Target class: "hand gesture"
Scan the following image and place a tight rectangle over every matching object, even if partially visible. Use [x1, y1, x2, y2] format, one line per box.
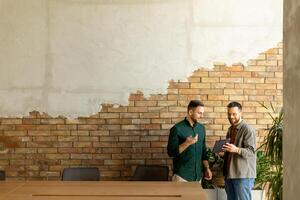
[186, 134, 198, 145]
[204, 168, 212, 180]
[222, 143, 239, 153]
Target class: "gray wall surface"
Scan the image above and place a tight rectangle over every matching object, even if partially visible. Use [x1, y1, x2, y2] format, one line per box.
[0, 0, 283, 117]
[284, 0, 300, 199]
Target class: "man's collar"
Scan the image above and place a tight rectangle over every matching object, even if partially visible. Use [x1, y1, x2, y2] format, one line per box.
[232, 119, 243, 129]
[185, 117, 196, 127]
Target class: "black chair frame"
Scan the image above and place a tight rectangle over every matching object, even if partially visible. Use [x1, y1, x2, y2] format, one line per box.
[61, 167, 100, 181]
[132, 165, 169, 181]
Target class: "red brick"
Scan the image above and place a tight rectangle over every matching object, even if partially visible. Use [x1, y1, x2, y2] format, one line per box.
[50, 130, 70, 136]
[85, 118, 106, 124]
[208, 95, 229, 101]
[192, 70, 209, 77]
[149, 130, 169, 136]
[167, 89, 178, 94]
[222, 65, 243, 71]
[36, 125, 56, 130]
[168, 81, 190, 89]
[120, 113, 139, 119]
[22, 119, 40, 125]
[224, 89, 243, 95]
[78, 125, 98, 130]
[90, 130, 109, 136]
[230, 72, 252, 77]
[104, 159, 124, 165]
[119, 136, 139, 142]
[1, 119, 22, 124]
[266, 48, 278, 54]
[131, 119, 150, 124]
[234, 83, 255, 89]
[107, 106, 128, 113]
[148, 107, 168, 112]
[66, 118, 86, 124]
[141, 124, 161, 130]
[99, 113, 120, 118]
[244, 66, 266, 72]
[38, 148, 57, 153]
[73, 142, 92, 148]
[71, 130, 89, 136]
[146, 160, 168, 165]
[41, 119, 65, 124]
[57, 125, 77, 130]
[106, 119, 130, 124]
[101, 171, 121, 177]
[28, 131, 51, 136]
[70, 154, 93, 160]
[190, 83, 211, 89]
[99, 125, 121, 130]
[99, 136, 118, 142]
[160, 113, 180, 118]
[209, 71, 230, 77]
[34, 136, 56, 142]
[128, 107, 148, 113]
[151, 141, 167, 148]
[201, 77, 219, 83]
[220, 77, 243, 83]
[188, 77, 201, 82]
[252, 72, 274, 78]
[148, 94, 167, 101]
[121, 125, 140, 130]
[135, 101, 157, 107]
[128, 92, 145, 101]
[4, 131, 27, 136]
[45, 154, 70, 160]
[0, 125, 14, 131]
[244, 90, 264, 95]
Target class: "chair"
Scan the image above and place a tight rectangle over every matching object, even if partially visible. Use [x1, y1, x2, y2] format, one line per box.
[0, 170, 5, 180]
[61, 167, 100, 181]
[132, 165, 169, 181]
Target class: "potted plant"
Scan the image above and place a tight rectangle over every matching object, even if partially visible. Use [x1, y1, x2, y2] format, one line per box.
[257, 104, 283, 200]
[202, 147, 225, 200]
[202, 147, 224, 188]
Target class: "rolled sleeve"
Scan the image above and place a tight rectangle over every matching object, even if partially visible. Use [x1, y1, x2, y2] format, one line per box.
[167, 126, 180, 157]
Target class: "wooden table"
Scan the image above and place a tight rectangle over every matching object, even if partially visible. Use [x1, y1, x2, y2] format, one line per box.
[0, 181, 207, 200]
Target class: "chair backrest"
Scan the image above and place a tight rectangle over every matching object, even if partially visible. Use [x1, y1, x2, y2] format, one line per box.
[61, 167, 100, 181]
[0, 170, 5, 180]
[132, 165, 169, 181]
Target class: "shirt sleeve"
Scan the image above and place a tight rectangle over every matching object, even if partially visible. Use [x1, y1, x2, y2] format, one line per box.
[201, 126, 208, 161]
[167, 126, 180, 157]
[240, 125, 256, 158]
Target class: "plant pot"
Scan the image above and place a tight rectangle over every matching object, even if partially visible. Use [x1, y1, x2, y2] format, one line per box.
[204, 189, 217, 200]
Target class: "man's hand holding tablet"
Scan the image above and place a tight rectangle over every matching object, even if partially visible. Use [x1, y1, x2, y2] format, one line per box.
[212, 138, 231, 153]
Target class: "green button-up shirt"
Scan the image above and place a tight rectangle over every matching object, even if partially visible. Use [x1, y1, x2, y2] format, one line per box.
[167, 118, 208, 181]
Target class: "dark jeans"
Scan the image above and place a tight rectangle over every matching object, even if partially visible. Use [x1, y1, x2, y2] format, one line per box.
[225, 178, 254, 200]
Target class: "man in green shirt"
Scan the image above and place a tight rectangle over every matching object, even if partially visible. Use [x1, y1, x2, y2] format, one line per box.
[167, 100, 212, 182]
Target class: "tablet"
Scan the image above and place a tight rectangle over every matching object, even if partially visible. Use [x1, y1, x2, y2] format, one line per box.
[212, 138, 230, 153]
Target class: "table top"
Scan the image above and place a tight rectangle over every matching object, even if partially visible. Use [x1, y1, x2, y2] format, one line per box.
[0, 181, 207, 200]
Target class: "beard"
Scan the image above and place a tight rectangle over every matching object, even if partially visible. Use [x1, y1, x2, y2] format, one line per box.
[229, 117, 240, 125]
[191, 117, 198, 124]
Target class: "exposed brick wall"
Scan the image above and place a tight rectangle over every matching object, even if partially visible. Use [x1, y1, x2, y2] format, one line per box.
[0, 43, 283, 180]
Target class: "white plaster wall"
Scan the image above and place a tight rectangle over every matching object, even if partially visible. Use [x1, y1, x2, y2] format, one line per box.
[0, 0, 283, 117]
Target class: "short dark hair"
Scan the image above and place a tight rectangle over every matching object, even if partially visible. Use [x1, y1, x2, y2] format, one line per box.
[227, 101, 242, 111]
[187, 100, 204, 111]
